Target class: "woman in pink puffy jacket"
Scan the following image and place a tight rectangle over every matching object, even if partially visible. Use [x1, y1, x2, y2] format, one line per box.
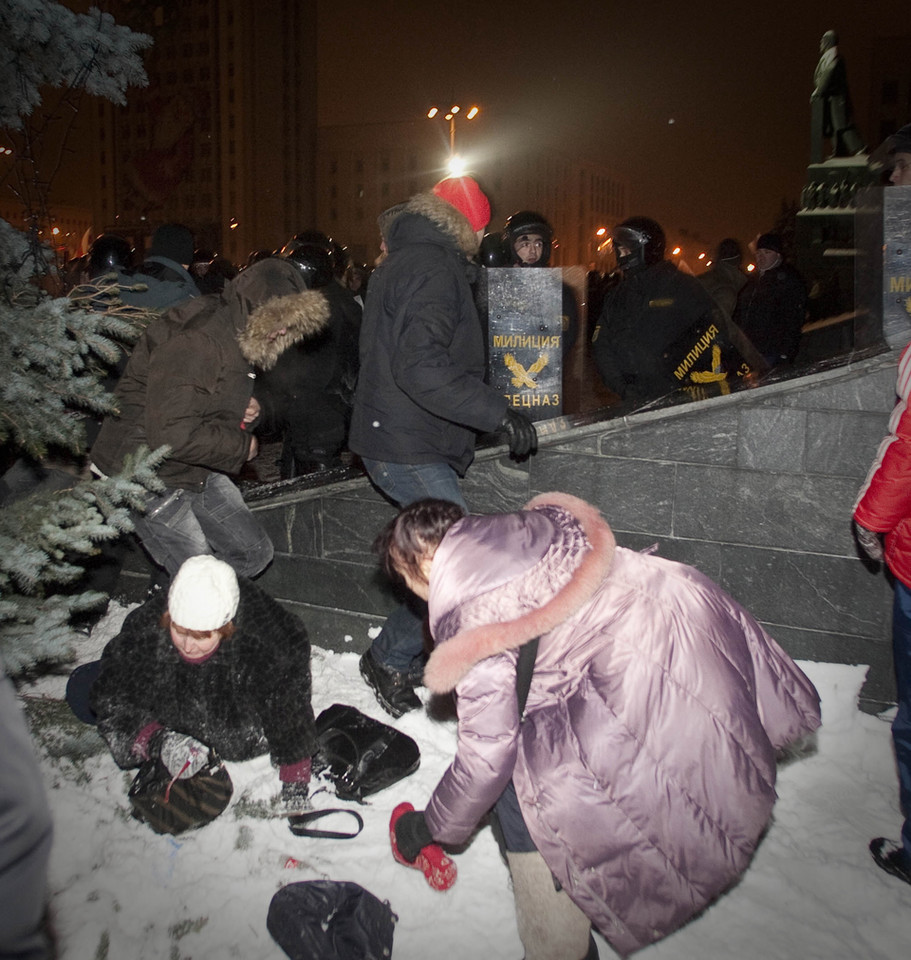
[382, 492, 821, 959]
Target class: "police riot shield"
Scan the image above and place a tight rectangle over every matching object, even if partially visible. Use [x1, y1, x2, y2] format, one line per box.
[487, 268, 563, 421]
[657, 309, 762, 402]
[856, 184, 911, 350]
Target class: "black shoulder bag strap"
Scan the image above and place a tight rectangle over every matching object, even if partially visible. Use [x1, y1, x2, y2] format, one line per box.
[516, 636, 540, 719]
[288, 808, 364, 839]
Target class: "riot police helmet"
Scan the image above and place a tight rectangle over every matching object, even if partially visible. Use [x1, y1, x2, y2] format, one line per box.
[89, 234, 133, 277]
[280, 238, 334, 289]
[504, 210, 553, 266]
[478, 232, 511, 267]
[611, 217, 666, 276]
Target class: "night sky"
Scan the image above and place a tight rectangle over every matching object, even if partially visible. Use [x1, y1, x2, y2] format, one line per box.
[318, 0, 899, 255]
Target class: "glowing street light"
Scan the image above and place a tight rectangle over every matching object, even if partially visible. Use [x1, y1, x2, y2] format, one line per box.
[428, 103, 480, 162]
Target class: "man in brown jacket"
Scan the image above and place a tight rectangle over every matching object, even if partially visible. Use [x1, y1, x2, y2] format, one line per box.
[91, 257, 328, 578]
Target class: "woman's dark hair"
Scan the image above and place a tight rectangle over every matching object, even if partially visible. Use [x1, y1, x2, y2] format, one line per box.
[373, 499, 466, 583]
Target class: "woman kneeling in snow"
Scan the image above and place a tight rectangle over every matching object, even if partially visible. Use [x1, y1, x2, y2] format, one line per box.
[383, 493, 822, 960]
[88, 555, 317, 819]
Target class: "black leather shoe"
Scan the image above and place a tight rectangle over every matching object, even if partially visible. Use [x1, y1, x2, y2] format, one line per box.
[870, 837, 911, 885]
[359, 649, 422, 718]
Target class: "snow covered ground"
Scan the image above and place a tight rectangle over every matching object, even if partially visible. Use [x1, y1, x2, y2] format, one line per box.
[19, 602, 910, 960]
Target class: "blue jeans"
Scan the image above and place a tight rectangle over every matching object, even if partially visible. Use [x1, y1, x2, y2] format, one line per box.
[361, 459, 468, 671]
[133, 472, 273, 579]
[892, 581, 911, 862]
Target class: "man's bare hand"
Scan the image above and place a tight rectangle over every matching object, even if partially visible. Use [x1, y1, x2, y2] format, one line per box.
[243, 397, 261, 424]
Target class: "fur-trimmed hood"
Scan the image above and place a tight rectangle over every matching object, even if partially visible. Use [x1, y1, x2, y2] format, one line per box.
[385, 192, 481, 259]
[238, 288, 330, 371]
[424, 493, 616, 694]
[230, 258, 330, 371]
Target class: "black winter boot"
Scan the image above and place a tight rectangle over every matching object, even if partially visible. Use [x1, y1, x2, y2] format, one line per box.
[870, 837, 911, 885]
[359, 649, 421, 718]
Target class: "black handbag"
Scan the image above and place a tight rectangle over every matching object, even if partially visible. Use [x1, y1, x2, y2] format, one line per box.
[267, 880, 396, 960]
[128, 750, 233, 835]
[312, 703, 420, 802]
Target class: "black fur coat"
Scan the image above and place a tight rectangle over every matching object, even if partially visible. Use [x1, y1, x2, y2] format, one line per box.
[91, 579, 317, 768]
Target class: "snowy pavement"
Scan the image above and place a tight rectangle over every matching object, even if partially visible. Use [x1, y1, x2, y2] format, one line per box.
[19, 602, 910, 960]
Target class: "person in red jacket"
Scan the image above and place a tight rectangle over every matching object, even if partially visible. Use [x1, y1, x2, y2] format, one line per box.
[853, 343, 911, 886]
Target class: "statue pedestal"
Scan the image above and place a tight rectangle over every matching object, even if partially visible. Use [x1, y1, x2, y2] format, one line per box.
[793, 157, 879, 359]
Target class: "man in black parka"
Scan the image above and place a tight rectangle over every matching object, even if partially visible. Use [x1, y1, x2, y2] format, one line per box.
[349, 176, 536, 717]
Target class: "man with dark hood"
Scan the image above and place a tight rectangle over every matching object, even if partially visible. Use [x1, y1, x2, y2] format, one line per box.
[257, 234, 362, 477]
[698, 238, 748, 320]
[119, 222, 202, 311]
[91, 258, 329, 579]
[733, 233, 807, 369]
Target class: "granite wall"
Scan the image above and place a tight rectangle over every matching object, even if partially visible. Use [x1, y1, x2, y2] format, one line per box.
[115, 349, 903, 713]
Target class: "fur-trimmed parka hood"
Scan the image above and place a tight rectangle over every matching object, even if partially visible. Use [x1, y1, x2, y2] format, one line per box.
[385, 192, 481, 260]
[231, 258, 330, 371]
[424, 493, 616, 693]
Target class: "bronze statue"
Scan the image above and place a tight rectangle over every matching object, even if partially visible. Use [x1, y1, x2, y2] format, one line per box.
[810, 30, 865, 162]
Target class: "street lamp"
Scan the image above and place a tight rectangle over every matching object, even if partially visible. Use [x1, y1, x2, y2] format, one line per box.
[591, 227, 610, 267]
[427, 104, 480, 169]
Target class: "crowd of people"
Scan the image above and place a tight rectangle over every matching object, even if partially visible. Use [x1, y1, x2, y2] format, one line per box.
[5, 122, 911, 960]
[52, 177, 816, 506]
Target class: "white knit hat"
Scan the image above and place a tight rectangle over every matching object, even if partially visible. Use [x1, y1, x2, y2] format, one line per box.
[168, 556, 240, 630]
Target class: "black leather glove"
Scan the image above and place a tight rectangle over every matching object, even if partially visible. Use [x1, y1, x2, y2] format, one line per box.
[854, 520, 884, 562]
[393, 809, 434, 863]
[499, 409, 538, 459]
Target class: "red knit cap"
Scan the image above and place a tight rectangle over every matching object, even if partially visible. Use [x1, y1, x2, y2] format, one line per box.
[432, 176, 491, 231]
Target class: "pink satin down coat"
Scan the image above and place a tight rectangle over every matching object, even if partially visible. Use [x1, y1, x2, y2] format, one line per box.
[422, 493, 821, 956]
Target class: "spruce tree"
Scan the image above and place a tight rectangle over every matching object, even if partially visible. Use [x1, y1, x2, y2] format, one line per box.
[0, 1, 163, 674]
